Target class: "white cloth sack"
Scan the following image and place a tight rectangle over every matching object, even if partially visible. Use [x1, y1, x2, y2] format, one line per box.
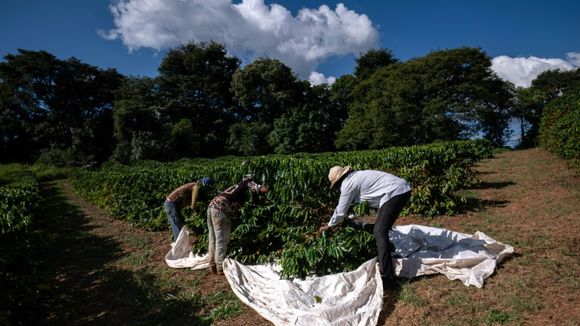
[165, 225, 514, 325]
[165, 227, 210, 269]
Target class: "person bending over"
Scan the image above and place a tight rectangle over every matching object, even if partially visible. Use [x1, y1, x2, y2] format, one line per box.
[320, 166, 411, 290]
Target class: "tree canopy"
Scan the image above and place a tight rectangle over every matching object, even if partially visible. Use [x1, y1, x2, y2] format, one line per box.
[0, 49, 123, 164]
[337, 47, 511, 149]
[354, 48, 398, 80]
[510, 67, 580, 148]
[1, 45, 568, 165]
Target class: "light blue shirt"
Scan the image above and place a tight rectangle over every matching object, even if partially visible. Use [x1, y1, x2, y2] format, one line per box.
[328, 170, 412, 227]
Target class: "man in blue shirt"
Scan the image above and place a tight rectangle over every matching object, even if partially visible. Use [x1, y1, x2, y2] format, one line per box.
[319, 166, 412, 290]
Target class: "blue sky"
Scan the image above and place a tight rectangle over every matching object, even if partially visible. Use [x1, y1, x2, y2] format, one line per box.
[1, 0, 579, 87]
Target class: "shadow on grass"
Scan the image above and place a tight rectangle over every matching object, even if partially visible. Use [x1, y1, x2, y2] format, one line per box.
[458, 197, 511, 213]
[472, 181, 516, 190]
[37, 181, 210, 326]
[377, 285, 401, 324]
[455, 180, 515, 213]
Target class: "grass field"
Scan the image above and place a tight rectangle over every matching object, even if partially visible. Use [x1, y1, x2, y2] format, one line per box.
[385, 148, 579, 325]
[36, 148, 579, 325]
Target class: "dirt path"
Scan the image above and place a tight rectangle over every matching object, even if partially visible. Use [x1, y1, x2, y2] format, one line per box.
[37, 149, 579, 325]
[38, 179, 268, 325]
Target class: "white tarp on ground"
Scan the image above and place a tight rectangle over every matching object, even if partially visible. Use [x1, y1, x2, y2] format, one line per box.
[165, 224, 514, 325]
[224, 258, 383, 326]
[390, 224, 514, 288]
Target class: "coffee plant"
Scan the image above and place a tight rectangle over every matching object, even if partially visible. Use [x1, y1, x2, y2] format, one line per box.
[0, 168, 45, 325]
[69, 139, 492, 278]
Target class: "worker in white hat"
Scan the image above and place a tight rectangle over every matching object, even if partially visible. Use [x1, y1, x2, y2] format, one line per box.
[320, 166, 412, 290]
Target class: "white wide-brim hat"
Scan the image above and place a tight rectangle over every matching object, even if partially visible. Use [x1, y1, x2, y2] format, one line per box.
[328, 165, 353, 189]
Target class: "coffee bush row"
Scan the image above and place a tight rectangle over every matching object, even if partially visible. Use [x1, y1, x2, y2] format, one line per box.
[70, 139, 492, 277]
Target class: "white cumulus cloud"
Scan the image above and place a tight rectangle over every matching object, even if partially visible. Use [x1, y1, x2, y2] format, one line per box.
[491, 53, 579, 88]
[308, 71, 336, 85]
[102, 0, 379, 78]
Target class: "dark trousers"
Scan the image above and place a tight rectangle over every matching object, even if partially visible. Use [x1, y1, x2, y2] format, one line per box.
[373, 191, 412, 282]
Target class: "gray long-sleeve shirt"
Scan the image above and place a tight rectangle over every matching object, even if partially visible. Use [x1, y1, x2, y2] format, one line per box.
[328, 170, 412, 227]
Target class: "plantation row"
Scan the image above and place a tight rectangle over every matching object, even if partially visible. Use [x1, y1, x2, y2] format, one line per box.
[69, 139, 492, 277]
[0, 169, 44, 325]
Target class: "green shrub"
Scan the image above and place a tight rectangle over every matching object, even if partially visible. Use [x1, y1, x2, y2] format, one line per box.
[36, 147, 79, 167]
[0, 176, 39, 233]
[0, 172, 45, 325]
[0, 164, 68, 185]
[539, 88, 580, 171]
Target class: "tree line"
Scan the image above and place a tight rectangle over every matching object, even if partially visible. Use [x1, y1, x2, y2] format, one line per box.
[1, 43, 579, 165]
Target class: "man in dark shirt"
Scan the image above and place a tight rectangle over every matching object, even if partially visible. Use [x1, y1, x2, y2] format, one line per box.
[207, 175, 269, 275]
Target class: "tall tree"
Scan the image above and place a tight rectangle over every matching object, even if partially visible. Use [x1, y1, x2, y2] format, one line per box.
[229, 58, 302, 155]
[531, 68, 580, 101]
[268, 83, 345, 154]
[0, 50, 62, 162]
[337, 63, 431, 149]
[337, 47, 511, 149]
[227, 121, 272, 156]
[511, 86, 546, 148]
[112, 76, 166, 162]
[156, 42, 240, 158]
[354, 49, 398, 80]
[0, 49, 123, 164]
[510, 68, 580, 148]
[0, 81, 33, 162]
[59, 58, 123, 163]
[329, 74, 357, 127]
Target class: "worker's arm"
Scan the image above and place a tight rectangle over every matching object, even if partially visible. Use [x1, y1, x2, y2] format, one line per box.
[247, 180, 269, 194]
[319, 188, 355, 233]
[191, 182, 199, 210]
[329, 189, 356, 226]
[258, 185, 269, 193]
[318, 223, 332, 233]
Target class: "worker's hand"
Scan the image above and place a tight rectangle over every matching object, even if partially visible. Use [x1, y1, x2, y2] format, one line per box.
[259, 185, 269, 194]
[318, 223, 331, 235]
